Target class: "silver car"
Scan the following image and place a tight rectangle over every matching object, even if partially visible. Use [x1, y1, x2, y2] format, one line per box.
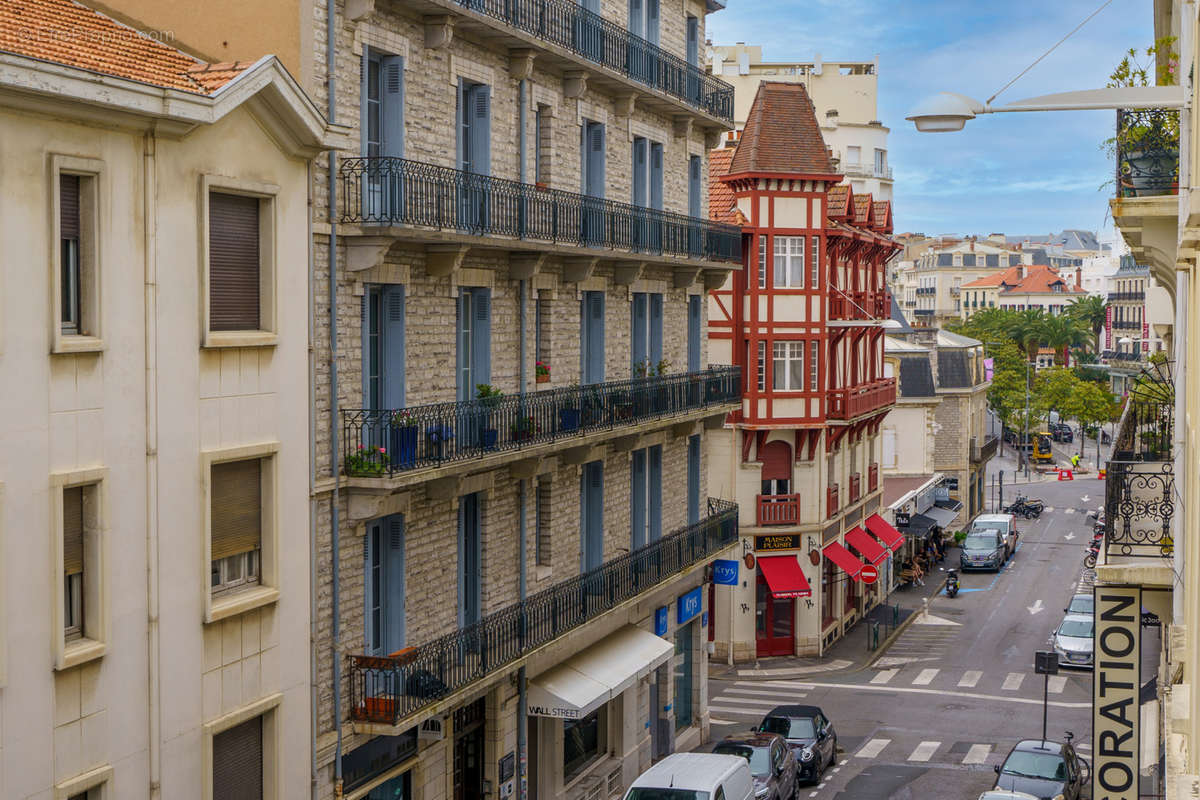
[1051, 614, 1094, 668]
[961, 529, 1006, 571]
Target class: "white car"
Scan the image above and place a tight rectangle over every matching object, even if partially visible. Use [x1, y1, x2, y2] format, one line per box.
[979, 791, 1040, 800]
[1051, 614, 1095, 669]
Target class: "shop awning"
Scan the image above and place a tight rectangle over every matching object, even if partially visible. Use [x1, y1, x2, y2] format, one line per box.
[844, 527, 889, 566]
[822, 541, 866, 581]
[899, 513, 937, 540]
[526, 625, 673, 719]
[865, 513, 905, 552]
[924, 505, 960, 529]
[757, 555, 813, 598]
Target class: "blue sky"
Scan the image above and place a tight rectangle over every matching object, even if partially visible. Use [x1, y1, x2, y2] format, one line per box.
[707, 0, 1154, 236]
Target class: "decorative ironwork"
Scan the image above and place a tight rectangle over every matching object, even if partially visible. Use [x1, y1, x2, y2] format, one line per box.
[971, 434, 999, 464]
[342, 366, 741, 477]
[1116, 108, 1179, 198]
[349, 498, 738, 727]
[339, 157, 742, 264]
[1108, 291, 1146, 302]
[1104, 460, 1174, 559]
[451, 0, 734, 122]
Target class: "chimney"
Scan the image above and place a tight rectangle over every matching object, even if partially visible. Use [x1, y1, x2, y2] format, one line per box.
[1076, 267, 1082, 288]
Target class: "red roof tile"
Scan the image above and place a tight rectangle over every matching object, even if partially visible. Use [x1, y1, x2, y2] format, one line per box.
[826, 184, 852, 221]
[872, 201, 892, 233]
[728, 82, 834, 176]
[852, 193, 873, 226]
[0, 0, 250, 95]
[961, 264, 1086, 294]
[708, 146, 737, 224]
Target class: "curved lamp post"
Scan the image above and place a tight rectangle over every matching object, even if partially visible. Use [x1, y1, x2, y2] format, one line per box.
[905, 86, 1186, 132]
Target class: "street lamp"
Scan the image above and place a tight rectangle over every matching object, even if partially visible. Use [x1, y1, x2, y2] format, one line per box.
[905, 86, 1186, 132]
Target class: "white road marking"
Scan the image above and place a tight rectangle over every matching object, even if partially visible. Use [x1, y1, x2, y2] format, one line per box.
[809, 792, 818, 798]
[710, 695, 789, 707]
[912, 668, 939, 685]
[1002, 672, 1025, 691]
[1044, 506, 1055, 513]
[1048, 676, 1068, 694]
[908, 741, 940, 762]
[870, 669, 898, 685]
[1027, 599, 1045, 615]
[1081, 494, 1091, 502]
[759, 680, 818, 690]
[794, 680, 1092, 709]
[963, 744, 991, 764]
[708, 705, 769, 716]
[958, 670, 982, 688]
[913, 613, 962, 627]
[1065, 508, 1076, 515]
[855, 738, 891, 759]
[1064, 532, 1076, 540]
[723, 687, 801, 699]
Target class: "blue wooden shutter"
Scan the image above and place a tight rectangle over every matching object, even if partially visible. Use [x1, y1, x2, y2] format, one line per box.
[688, 156, 702, 218]
[471, 85, 491, 176]
[628, 0, 644, 37]
[687, 435, 700, 525]
[385, 515, 406, 651]
[648, 445, 662, 541]
[646, 0, 659, 44]
[382, 285, 405, 409]
[472, 288, 491, 386]
[686, 16, 699, 66]
[459, 495, 481, 626]
[632, 138, 647, 206]
[586, 123, 606, 199]
[650, 143, 663, 210]
[364, 526, 381, 655]
[687, 295, 701, 371]
[649, 293, 663, 367]
[380, 56, 404, 158]
[631, 450, 647, 549]
[587, 291, 605, 383]
[360, 48, 371, 156]
[582, 462, 604, 571]
[361, 292, 372, 409]
[456, 78, 468, 172]
[456, 290, 468, 401]
[631, 292, 647, 374]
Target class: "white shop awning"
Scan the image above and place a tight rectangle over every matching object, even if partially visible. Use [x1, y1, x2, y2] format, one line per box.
[526, 625, 674, 720]
[924, 505, 960, 529]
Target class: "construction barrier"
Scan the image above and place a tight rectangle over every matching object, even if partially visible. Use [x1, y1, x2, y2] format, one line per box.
[1057, 469, 1074, 481]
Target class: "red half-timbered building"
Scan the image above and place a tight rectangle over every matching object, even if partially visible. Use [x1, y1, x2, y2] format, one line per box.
[706, 83, 901, 660]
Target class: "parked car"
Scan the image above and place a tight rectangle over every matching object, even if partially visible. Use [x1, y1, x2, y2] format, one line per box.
[1064, 594, 1093, 616]
[1049, 422, 1074, 443]
[757, 705, 837, 785]
[993, 739, 1088, 800]
[970, 514, 1019, 560]
[712, 732, 797, 800]
[625, 753, 754, 800]
[1051, 614, 1095, 668]
[978, 792, 1040, 800]
[960, 528, 1006, 571]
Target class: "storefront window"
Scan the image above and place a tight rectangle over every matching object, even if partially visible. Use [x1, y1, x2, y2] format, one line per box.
[366, 773, 409, 800]
[821, 558, 836, 628]
[674, 622, 694, 729]
[564, 709, 602, 782]
[844, 566, 857, 616]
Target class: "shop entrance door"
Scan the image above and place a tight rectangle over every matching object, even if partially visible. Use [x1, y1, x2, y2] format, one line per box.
[453, 699, 486, 800]
[755, 569, 795, 657]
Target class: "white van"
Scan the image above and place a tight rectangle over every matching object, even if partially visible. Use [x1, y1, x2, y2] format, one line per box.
[624, 753, 754, 800]
[970, 513, 1019, 561]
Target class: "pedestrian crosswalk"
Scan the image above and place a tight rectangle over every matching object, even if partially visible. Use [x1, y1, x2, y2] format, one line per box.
[860, 666, 1075, 693]
[854, 737, 995, 766]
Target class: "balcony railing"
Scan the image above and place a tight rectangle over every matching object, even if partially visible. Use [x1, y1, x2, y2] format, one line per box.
[1116, 108, 1179, 198]
[915, 287, 935, 296]
[1111, 320, 1143, 331]
[349, 498, 738, 727]
[970, 434, 999, 464]
[342, 366, 741, 477]
[827, 378, 897, 421]
[1101, 349, 1145, 363]
[1105, 389, 1174, 559]
[757, 494, 800, 526]
[868, 462, 879, 492]
[829, 291, 890, 321]
[1109, 291, 1146, 302]
[840, 162, 894, 181]
[826, 484, 840, 519]
[448, 0, 734, 122]
[339, 157, 742, 264]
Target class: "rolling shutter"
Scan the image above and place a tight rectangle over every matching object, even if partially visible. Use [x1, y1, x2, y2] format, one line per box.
[60, 174, 80, 240]
[209, 192, 261, 332]
[212, 715, 264, 800]
[211, 460, 262, 561]
[63, 486, 84, 576]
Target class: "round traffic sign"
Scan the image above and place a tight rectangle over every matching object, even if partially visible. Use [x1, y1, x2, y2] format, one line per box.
[860, 564, 879, 584]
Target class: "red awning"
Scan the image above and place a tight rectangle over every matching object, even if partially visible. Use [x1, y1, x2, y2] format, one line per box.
[823, 541, 866, 581]
[844, 526, 889, 566]
[865, 513, 906, 552]
[757, 556, 813, 599]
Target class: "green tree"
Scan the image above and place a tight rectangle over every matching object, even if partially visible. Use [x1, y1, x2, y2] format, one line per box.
[985, 340, 1029, 456]
[1066, 381, 1121, 462]
[1034, 367, 1080, 425]
[1004, 308, 1048, 363]
[1041, 314, 1092, 365]
[1065, 295, 1108, 352]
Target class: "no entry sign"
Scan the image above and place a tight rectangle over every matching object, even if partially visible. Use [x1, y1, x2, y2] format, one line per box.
[860, 564, 879, 584]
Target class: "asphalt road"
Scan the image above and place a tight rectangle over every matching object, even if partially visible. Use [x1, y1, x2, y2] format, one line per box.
[703, 476, 1103, 800]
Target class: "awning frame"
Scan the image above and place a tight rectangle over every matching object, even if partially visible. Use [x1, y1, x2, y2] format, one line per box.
[865, 513, 905, 552]
[844, 526, 889, 566]
[822, 541, 866, 581]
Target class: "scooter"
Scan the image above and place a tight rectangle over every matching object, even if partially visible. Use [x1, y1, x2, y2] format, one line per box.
[945, 569, 960, 598]
[1084, 539, 1101, 569]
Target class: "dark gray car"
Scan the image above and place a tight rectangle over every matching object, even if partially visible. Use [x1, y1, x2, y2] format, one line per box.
[993, 739, 1088, 800]
[713, 732, 797, 800]
[960, 529, 1006, 571]
[757, 705, 837, 785]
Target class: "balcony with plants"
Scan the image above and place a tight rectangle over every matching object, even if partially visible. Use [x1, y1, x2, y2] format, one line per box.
[348, 498, 738, 731]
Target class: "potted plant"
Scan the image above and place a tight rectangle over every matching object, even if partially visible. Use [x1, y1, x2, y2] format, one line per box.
[426, 423, 455, 460]
[476, 384, 504, 449]
[511, 415, 538, 442]
[652, 358, 672, 411]
[1105, 37, 1180, 197]
[535, 361, 551, 384]
[344, 444, 388, 477]
[389, 410, 419, 469]
[559, 381, 582, 432]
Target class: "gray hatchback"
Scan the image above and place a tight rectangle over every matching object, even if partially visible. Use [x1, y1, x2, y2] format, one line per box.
[960, 529, 1006, 571]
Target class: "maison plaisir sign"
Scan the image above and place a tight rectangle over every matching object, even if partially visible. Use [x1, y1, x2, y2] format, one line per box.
[1092, 586, 1141, 800]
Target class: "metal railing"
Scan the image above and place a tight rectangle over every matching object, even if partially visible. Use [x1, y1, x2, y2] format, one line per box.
[839, 162, 894, 181]
[1101, 349, 1145, 363]
[348, 498, 738, 727]
[1105, 395, 1174, 559]
[449, 0, 734, 122]
[1116, 108, 1179, 198]
[970, 434, 999, 464]
[915, 287, 935, 295]
[1108, 291, 1146, 302]
[339, 157, 742, 264]
[342, 366, 741, 477]
[756, 494, 800, 526]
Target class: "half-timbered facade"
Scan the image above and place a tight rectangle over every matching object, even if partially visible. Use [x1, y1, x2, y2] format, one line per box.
[705, 83, 899, 660]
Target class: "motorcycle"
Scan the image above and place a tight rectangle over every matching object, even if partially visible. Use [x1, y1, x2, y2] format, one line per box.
[1003, 495, 1044, 520]
[1084, 539, 1101, 569]
[945, 569, 960, 598]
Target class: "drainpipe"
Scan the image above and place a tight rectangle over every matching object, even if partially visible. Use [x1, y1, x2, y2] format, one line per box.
[516, 74, 530, 800]
[326, 0, 344, 795]
[308, 156, 320, 800]
[143, 130, 162, 800]
[1172, 2, 1192, 631]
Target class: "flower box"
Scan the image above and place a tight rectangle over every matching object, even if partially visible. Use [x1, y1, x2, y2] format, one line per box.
[388, 425, 418, 469]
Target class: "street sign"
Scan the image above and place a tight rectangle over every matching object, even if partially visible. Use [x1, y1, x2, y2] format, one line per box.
[860, 564, 879, 584]
[1034, 650, 1058, 675]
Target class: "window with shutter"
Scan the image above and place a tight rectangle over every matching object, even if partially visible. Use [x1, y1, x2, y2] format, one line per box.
[648, 294, 663, 368]
[631, 292, 648, 375]
[459, 494, 482, 626]
[688, 156, 701, 218]
[535, 480, 553, 567]
[63, 486, 84, 639]
[687, 295, 701, 372]
[630, 450, 647, 549]
[213, 715, 264, 800]
[581, 462, 604, 571]
[208, 192, 261, 331]
[210, 459, 262, 597]
[60, 174, 82, 334]
[647, 445, 662, 542]
[649, 143, 663, 211]
[687, 435, 701, 525]
[581, 291, 605, 384]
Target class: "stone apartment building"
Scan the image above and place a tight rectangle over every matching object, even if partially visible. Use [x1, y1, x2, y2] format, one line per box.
[0, 2, 338, 798]
[706, 82, 900, 661]
[95, 0, 745, 798]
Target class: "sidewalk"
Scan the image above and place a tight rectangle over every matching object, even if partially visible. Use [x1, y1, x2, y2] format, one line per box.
[708, 559, 955, 682]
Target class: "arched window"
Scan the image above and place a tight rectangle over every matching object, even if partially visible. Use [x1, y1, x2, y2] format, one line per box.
[760, 440, 792, 497]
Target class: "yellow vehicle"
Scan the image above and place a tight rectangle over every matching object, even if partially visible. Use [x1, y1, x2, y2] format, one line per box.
[1031, 431, 1055, 464]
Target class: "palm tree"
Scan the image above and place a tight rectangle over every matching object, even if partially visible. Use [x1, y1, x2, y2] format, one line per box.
[1004, 308, 1048, 363]
[1041, 314, 1092, 365]
[1066, 295, 1108, 353]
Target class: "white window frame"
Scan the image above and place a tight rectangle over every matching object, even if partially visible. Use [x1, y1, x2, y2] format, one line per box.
[200, 175, 279, 348]
[50, 467, 109, 670]
[773, 236, 805, 288]
[54, 764, 113, 800]
[772, 341, 805, 391]
[757, 234, 767, 290]
[50, 155, 105, 354]
[212, 549, 262, 598]
[202, 443, 280, 623]
[756, 340, 766, 392]
[203, 694, 282, 800]
[810, 341, 819, 392]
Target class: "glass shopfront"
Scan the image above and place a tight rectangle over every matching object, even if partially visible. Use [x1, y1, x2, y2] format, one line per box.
[673, 622, 694, 729]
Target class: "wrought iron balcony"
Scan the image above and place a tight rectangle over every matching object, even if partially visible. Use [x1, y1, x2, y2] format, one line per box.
[1108, 291, 1146, 302]
[339, 157, 741, 264]
[1116, 108, 1179, 198]
[342, 366, 741, 478]
[1111, 319, 1143, 331]
[348, 498, 738, 727]
[970, 433, 999, 464]
[756, 493, 800, 526]
[448, 0, 734, 122]
[827, 378, 897, 421]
